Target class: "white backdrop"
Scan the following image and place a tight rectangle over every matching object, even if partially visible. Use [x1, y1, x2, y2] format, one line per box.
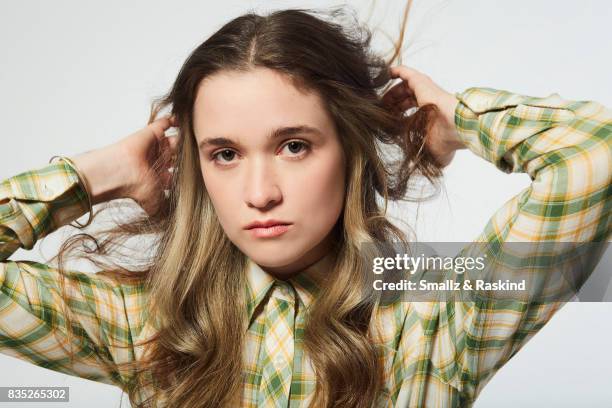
[1, 0, 610, 406]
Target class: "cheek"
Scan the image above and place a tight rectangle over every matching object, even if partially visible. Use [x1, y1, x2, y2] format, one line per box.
[201, 171, 238, 224]
[292, 155, 345, 225]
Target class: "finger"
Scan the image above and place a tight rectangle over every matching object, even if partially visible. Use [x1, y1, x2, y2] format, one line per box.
[389, 65, 421, 80]
[150, 115, 178, 137]
[161, 166, 174, 190]
[389, 65, 424, 93]
[382, 81, 409, 105]
[398, 96, 418, 112]
[156, 115, 174, 128]
[165, 134, 179, 151]
[149, 120, 171, 139]
[382, 81, 418, 111]
[168, 114, 177, 127]
[158, 135, 178, 163]
[165, 136, 179, 164]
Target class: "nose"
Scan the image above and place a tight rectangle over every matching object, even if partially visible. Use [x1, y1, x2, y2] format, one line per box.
[245, 156, 282, 210]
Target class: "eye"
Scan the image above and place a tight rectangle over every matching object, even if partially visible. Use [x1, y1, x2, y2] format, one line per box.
[211, 149, 237, 165]
[281, 140, 310, 157]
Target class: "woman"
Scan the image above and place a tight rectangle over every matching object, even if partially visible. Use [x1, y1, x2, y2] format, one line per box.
[0, 6, 610, 408]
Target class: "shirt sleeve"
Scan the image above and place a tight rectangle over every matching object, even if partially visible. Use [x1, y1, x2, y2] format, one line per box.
[0, 160, 143, 389]
[413, 87, 611, 403]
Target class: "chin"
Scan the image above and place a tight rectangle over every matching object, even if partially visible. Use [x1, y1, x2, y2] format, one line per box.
[246, 251, 298, 268]
[239, 242, 306, 268]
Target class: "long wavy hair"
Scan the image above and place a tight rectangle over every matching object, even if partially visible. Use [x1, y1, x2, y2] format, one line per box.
[51, 3, 446, 407]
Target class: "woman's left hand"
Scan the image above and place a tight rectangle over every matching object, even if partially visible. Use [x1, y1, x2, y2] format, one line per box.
[382, 65, 466, 167]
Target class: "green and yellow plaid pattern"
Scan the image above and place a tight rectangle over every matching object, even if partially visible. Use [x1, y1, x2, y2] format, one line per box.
[257, 280, 296, 407]
[1, 86, 610, 407]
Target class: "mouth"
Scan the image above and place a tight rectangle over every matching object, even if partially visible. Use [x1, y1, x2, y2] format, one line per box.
[244, 220, 293, 238]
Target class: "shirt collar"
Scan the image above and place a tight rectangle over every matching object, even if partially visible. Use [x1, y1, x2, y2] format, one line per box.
[245, 251, 336, 325]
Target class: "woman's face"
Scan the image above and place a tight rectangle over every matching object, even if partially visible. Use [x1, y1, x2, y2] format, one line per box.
[192, 67, 346, 278]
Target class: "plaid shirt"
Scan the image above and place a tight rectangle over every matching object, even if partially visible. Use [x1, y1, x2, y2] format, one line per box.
[1, 87, 610, 407]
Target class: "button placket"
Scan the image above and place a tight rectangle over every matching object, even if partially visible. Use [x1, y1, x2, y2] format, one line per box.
[257, 280, 297, 407]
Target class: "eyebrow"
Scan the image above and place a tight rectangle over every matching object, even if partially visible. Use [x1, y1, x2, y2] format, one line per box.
[197, 125, 323, 149]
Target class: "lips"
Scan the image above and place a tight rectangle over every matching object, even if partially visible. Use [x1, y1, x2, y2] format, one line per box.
[244, 219, 292, 230]
[247, 223, 291, 238]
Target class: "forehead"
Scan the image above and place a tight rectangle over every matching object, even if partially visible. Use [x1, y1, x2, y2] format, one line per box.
[192, 67, 332, 137]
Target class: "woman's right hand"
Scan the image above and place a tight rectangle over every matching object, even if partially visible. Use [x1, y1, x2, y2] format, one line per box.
[114, 115, 179, 215]
[72, 115, 179, 216]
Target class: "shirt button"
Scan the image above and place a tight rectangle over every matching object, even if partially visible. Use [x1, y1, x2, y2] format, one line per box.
[275, 355, 284, 365]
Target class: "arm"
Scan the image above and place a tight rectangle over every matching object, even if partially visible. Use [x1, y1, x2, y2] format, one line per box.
[412, 87, 611, 402]
[0, 159, 145, 388]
